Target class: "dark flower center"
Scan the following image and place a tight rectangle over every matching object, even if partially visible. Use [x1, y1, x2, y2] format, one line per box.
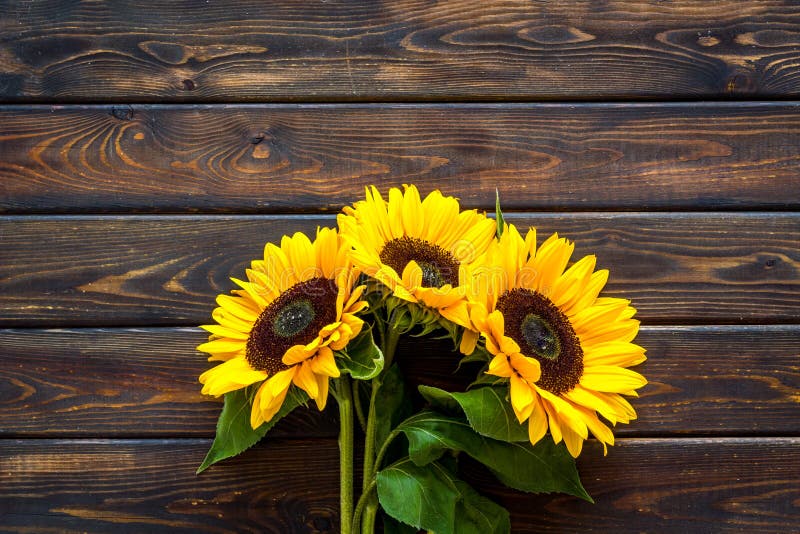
[496, 288, 583, 395]
[246, 277, 338, 374]
[379, 236, 460, 288]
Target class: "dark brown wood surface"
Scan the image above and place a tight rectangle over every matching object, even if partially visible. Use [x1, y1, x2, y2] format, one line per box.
[1, 326, 797, 438]
[2, 1, 799, 531]
[1, 103, 799, 213]
[1, 438, 797, 533]
[2, 1, 800, 101]
[1, 213, 797, 326]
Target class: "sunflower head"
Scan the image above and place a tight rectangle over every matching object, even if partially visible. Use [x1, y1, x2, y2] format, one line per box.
[468, 224, 647, 457]
[337, 184, 496, 332]
[198, 227, 367, 429]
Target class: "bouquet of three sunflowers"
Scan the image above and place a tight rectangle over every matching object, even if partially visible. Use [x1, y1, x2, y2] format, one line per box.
[196, 185, 646, 534]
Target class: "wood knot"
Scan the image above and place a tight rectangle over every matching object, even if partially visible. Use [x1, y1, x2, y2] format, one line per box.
[724, 68, 758, 95]
[181, 79, 196, 91]
[110, 106, 134, 121]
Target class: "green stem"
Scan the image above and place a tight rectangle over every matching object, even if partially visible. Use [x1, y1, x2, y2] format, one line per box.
[382, 324, 401, 370]
[373, 429, 400, 478]
[361, 496, 379, 534]
[351, 479, 376, 534]
[359, 324, 402, 533]
[352, 379, 367, 433]
[336, 375, 355, 534]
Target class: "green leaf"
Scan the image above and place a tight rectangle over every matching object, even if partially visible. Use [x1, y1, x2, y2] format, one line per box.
[418, 385, 529, 442]
[335, 327, 384, 380]
[453, 479, 511, 534]
[197, 385, 308, 473]
[378, 459, 458, 533]
[383, 516, 419, 534]
[378, 459, 510, 534]
[495, 188, 505, 238]
[394, 411, 592, 502]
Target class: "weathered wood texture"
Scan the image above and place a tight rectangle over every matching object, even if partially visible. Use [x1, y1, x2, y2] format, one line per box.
[1, 326, 797, 438]
[2, 1, 800, 101]
[1, 438, 797, 532]
[1, 103, 798, 213]
[1, 213, 797, 326]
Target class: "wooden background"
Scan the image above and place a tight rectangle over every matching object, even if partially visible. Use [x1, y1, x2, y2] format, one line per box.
[1, 1, 799, 532]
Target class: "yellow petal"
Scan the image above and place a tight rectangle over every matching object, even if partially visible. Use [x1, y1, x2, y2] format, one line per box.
[314, 373, 330, 411]
[527, 396, 548, 445]
[580, 366, 648, 393]
[250, 383, 267, 429]
[197, 338, 247, 355]
[460, 329, 479, 355]
[230, 277, 269, 309]
[565, 269, 608, 316]
[509, 374, 534, 422]
[315, 227, 339, 278]
[200, 324, 250, 340]
[388, 187, 405, 239]
[401, 260, 423, 290]
[309, 346, 340, 378]
[542, 399, 563, 444]
[285, 232, 317, 280]
[576, 405, 615, 454]
[293, 361, 319, 399]
[283, 344, 313, 366]
[583, 342, 647, 368]
[199, 357, 267, 397]
[260, 372, 293, 423]
[216, 294, 259, 321]
[561, 424, 584, 458]
[401, 184, 424, 237]
[509, 353, 542, 383]
[487, 354, 513, 377]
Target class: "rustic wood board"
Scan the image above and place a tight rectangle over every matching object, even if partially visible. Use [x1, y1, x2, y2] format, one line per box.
[2, 1, 799, 101]
[1, 213, 797, 326]
[1, 103, 799, 213]
[1, 438, 797, 532]
[1, 326, 797, 438]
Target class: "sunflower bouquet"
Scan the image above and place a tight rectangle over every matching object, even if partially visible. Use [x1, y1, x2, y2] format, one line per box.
[196, 185, 647, 533]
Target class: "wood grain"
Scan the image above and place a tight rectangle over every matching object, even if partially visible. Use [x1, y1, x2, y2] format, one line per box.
[0, 326, 797, 438]
[1, 103, 799, 213]
[0, 327, 339, 438]
[1, 213, 797, 326]
[1, 438, 797, 532]
[2, 2, 800, 101]
[472, 438, 800, 533]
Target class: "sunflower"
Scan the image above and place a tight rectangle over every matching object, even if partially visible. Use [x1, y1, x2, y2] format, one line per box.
[198, 227, 367, 429]
[337, 185, 496, 339]
[466, 224, 646, 457]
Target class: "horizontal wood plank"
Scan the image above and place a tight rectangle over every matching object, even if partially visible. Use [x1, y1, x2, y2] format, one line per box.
[1, 103, 799, 213]
[1, 2, 800, 101]
[0, 327, 337, 438]
[1, 438, 797, 532]
[1, 213, 797, 326]
[1, 326, 797, 437]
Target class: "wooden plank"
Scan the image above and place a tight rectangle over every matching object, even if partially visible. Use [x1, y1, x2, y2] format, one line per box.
[1, 326, 797, 437]
[1, 103, 799, 213]
[472, 438, 800, 533]
[0, 326, 339, 438]
[1, 213, 797, 326]
[1, 2, 799, 101]
[1, 438, 797, 532]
